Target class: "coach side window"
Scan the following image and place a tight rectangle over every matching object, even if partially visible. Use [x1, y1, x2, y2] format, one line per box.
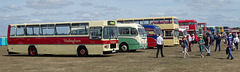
[10, 26, 16, 36]
[118, 27, 130, 35]
[26, 25, 39, 36]
[16, 25, 25, 36]
[71, 23, 89, 35]
[55, 24, 70, 35]
[40, 24, 54, 35]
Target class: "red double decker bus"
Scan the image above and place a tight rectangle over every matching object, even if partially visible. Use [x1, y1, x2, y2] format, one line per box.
[7, 20, 119, 56]
[198, 23, 207, 36]
[178, 20, 199, 42]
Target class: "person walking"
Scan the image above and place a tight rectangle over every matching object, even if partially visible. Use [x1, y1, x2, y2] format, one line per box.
[215, 33, 221, 52]
[188, 34, 192, 52]
[192, 34, 195, 47]
[156, 34, 165, 58]
[226, 33, 234, 60]
[182, 36, 190, 58]
[204, 32, 211, 56]
[198, 36, 205, 58]
[210, 32, 215, 46]
[234, 34, 239, 50]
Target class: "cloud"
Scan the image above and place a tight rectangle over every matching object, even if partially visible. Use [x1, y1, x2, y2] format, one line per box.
[186, 0, 232, 11]
[94, 5, 121, 11]
[0, 15, 28, 23]
[31, 11, 72, 16]
[150, 12, 165, 17]
[80, 2, 93, 6]
[26, 0, 73, 9]
[26, 18, 64, 23]
[72, 12, 106, 21]
[199, 14, 240, 27]
[0, 5, 23, 12]
[150, 10, 189, 17]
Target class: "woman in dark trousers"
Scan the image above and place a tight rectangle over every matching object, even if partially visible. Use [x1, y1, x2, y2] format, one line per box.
[156, 34, 165, 58]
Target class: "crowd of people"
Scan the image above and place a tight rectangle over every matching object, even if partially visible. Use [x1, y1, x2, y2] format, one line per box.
[180, 32, 239, 60]
[155, 32, 239, 60]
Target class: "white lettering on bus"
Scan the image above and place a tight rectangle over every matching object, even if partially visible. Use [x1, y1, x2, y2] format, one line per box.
[64, 39, 81, 43]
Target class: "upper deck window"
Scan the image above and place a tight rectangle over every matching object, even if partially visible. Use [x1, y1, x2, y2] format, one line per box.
[189, 22, 194, 25]
[117, 21, 123, 24]
[153, 19, 164, 24]
[144, 19, 153, 24]
[124, 20, 134, 23]
[165, 18, 172, 24]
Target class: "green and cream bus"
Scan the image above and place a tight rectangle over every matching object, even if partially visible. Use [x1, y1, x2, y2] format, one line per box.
[117, 23, 147, 52]
[117, 17, 179, 46]
[7, 20, 119, 57]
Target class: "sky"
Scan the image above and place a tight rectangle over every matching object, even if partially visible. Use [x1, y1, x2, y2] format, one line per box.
[0, 0, 239, 36]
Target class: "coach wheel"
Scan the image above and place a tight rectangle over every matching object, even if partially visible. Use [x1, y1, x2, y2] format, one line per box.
[120, 44, 128, 52]
[77, 48, 88, 57]
[28, 47, 38, 56]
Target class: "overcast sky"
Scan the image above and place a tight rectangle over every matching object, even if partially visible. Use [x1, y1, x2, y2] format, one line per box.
[0, 0, 239, 36]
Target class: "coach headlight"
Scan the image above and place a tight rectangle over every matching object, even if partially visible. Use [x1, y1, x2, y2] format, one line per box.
[104, 44, 109, 49]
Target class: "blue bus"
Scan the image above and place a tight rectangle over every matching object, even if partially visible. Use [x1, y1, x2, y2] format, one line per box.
[142, 25, 162, 48]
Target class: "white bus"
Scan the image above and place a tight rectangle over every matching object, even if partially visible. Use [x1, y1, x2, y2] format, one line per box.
[117, 23, 147, 52]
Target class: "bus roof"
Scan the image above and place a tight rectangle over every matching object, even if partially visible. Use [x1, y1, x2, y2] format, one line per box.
[117, 23, 143, 28]
[116, 16, 178, 21]
[10, 20, 116, 27]
[178, 20, 197, 23]
[198, 23, 206, 25]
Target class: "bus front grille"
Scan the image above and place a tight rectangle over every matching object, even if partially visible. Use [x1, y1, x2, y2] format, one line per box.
[110, 44, 116, 49]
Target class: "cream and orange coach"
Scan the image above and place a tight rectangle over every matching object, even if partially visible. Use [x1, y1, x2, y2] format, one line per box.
[7, 20, 119, 56]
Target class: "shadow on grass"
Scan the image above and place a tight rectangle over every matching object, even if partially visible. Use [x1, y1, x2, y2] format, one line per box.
[117, 51, 144, 53]
[147, 56, 166, 59]
[215, 58, 226, 60]
[3, 54, 113, 58]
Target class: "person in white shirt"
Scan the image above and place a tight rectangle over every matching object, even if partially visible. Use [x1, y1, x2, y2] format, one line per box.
[156, 33, 165, 58]
[234, 34, 239, 50]
[188, 34, 192, 52]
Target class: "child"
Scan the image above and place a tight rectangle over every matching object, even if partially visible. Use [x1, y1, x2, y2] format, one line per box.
[182, 36, 190, 58]
[198, 36, 205, 58]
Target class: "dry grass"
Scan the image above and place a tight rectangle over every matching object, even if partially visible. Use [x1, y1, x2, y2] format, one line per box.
[0, 42, 240, 72]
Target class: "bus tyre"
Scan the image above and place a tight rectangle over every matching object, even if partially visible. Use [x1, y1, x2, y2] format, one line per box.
[28, 47, 38, 56]
[77, 48, 88, 57]
[120, 44, 128, 52]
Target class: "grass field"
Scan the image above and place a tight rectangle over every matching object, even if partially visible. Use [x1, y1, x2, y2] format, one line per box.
[0, 42, 240, 72]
